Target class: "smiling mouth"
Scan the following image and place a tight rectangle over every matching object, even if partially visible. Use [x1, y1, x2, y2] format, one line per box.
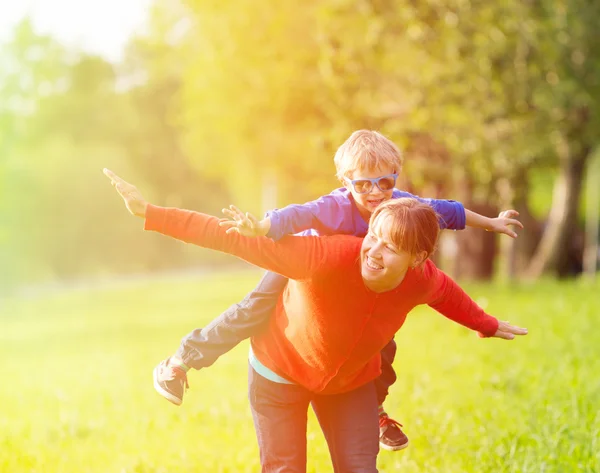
[365, 256, 384, 271]
[367, 199, 384, 206]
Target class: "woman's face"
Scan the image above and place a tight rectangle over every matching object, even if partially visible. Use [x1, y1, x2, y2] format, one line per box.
[360, 214, 418, 293]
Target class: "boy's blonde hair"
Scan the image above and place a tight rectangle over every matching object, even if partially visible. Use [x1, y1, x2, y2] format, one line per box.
[370, 198, 439, 265]
[334, 130, 403, 182]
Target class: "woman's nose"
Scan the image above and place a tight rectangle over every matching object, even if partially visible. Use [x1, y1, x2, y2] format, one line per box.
[368, 241, 384, 257]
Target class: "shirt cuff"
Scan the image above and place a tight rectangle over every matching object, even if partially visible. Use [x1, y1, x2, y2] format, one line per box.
[478, 316, 499, 338]
[454, 202, 467, 230]
[144, 204, 167, 232]
[265, 210, 283, 241]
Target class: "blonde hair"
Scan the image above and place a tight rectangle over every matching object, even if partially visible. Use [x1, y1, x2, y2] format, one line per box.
[370, 198, 439, 264]
[334, 130, 403, 181]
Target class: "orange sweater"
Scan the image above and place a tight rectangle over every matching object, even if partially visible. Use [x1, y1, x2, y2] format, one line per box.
[145, 204, 499, 395]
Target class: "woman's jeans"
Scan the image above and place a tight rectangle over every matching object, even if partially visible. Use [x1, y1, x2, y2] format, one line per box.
[248, 364, 380, 473]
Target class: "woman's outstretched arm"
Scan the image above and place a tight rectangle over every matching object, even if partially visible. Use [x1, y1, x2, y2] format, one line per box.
[423, 261, 528, 340]
[103, 168, 353, 280]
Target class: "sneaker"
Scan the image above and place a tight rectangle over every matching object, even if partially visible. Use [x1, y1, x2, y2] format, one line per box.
[379, 414, 409, 451]
[153, 358, 189, 406]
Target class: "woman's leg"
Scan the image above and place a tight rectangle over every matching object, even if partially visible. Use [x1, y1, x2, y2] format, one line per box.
[312, 382, 379, 473]
[248, 364, 311, 473]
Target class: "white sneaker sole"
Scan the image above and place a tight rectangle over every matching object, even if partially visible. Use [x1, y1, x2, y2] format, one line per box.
[380, 439, 409, 451]
[153, 366, 183, 406]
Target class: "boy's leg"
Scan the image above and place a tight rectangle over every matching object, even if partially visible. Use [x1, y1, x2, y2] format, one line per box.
[154, 271, 288, 405]
[374, 339, 397, 406]
[374, 339, 409, 451]
[177, 271, 288, 369]
[312, 382, 379, 473]
[248, 364, 311, 473]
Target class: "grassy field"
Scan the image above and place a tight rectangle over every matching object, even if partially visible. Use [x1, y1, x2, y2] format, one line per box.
[1, 270, 599, 473]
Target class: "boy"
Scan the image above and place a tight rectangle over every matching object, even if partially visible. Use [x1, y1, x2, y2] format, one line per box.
[151, 130, 522, 451]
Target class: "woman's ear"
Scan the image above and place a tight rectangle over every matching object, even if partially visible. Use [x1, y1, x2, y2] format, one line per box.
[411, 251, 428, 269]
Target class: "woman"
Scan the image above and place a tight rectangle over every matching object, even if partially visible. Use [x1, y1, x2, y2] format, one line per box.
[104, 169, 527, 473]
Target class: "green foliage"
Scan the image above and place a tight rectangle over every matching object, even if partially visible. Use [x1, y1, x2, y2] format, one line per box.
[0, 274, 598, 472]
[2, 0, 599, 286]
[166, 0, 600, 205]
[0, 17, 232, 290]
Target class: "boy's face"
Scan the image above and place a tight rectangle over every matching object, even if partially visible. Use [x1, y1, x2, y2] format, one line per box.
[345, 164, 397, 220]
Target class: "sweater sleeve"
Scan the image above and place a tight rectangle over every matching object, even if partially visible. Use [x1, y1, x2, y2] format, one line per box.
[265, 191, 349, 240]
[423, 261, 499, 336]
[144, 204, 349, 280]
[394, 190, 466, 230]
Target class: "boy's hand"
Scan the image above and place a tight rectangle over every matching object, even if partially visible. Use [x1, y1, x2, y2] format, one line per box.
[479, 320, 528, 340]
[219, 205, 270, 237]
[103, 168, 148, 218]
[488, 210, 523, 239]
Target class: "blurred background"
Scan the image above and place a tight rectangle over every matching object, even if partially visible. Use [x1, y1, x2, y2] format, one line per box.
[1, 2, 599, 472]
[1, 0, 599, 293]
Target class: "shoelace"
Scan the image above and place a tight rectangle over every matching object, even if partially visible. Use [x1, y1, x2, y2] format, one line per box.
[170, 365, 190, 390]
[379, 414, 403, 430]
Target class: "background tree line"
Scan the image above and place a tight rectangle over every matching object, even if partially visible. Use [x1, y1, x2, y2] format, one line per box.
[1, 0, 599, 293]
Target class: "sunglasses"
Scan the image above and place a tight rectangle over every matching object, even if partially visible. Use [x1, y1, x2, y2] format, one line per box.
[344, 173, 398, 194]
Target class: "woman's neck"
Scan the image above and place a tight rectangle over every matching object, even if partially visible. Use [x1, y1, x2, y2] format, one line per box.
[362, 270, 408, 294]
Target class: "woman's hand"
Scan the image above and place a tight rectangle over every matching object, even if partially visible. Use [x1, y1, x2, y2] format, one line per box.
[484, 320, 528, 340]
[103, 168, 148, 218]
[219, 205, 270, 237]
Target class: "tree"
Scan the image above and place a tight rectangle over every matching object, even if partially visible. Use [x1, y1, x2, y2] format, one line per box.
[524, 0, 600, 277]
[384, 0, 600, 278]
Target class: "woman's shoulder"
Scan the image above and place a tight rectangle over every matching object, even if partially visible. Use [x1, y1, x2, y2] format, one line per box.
[310, 234, 363, 274]
[314, 233, 363, 251]
[407, 259, 440, 288]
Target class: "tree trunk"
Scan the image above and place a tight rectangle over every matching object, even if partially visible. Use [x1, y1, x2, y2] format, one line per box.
[583, 154, 600, 279]
[261, 167, 278, 216]
[526, 146, 590, 278]
[454, 202, 498, 280]
[505, 170, 543, 279]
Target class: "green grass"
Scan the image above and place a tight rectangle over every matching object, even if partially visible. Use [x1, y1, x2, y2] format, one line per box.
[1, 271, 599, 472]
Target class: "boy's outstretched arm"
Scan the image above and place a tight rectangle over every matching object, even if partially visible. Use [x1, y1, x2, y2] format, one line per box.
[220, 192, 351, 240]
[464, 209, 524, 239]
[397, 191, 523, 237]
[219, 205, 271, 237]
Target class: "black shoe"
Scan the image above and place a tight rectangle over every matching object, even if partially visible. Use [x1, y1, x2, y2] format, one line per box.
[379, 414, 409, 451]
[153, 358, 189, 406]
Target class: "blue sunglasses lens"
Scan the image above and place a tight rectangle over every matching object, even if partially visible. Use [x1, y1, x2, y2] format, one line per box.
[353, 176, 396, 194]
[353, 180, 372, 194]
[376, 176, 396, 191]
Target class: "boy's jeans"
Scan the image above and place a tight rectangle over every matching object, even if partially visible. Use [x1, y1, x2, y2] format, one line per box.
[248, 364, 379, 473]
[176, 271, 398, 406]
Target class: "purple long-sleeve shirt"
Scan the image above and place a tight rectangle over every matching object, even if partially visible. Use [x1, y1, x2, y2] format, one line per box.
[265, 187, 466, 240]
